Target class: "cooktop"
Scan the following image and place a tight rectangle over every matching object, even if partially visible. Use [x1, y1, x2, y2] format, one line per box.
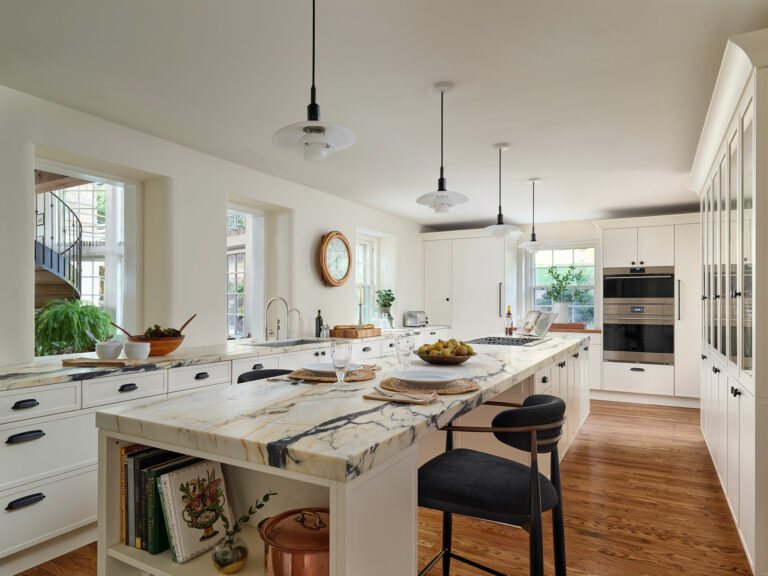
[467, 336, 541, 346]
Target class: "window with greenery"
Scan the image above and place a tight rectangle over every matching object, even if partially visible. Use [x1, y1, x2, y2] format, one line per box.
[531, 247, 596, 326]
[227, 251, 246, 337]
[81, 259, 106, 308]
[227, 212, 246, 236]
[355, 236, 377, 324]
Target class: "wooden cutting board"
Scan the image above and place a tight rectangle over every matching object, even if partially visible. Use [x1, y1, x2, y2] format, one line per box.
[62, 358, 146, 367]
[329, 327, 382, 338]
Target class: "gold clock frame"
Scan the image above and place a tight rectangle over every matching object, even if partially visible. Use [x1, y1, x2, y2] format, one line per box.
[319, 231, 352, 287]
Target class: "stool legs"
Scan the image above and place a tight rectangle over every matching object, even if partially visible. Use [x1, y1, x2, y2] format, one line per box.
[551, 450, 567, 576]
[442, 511, 452, 575]
[529, 460, 544, 576]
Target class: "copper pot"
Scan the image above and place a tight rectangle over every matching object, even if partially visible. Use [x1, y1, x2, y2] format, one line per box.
[259, 508, 329, 576]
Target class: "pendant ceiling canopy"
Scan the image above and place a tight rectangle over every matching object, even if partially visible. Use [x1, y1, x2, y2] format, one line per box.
[484, 143, 521, 237]
[273, 0, 355, 161]
[519, 178, 541, 252]
[416, 82, 468, 213]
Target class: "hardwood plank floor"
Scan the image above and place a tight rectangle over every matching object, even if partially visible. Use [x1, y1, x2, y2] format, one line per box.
[19, 401, 751, 576]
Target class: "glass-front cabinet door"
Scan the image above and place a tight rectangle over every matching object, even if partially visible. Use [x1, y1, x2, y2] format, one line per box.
[711, 175, 719, 352]
[728, 131, 739, 370]
[741, 100, 754, 377]
[719, 154, 728, 357]
[705, 185, 713, 347]
[701, 194, 707, 346]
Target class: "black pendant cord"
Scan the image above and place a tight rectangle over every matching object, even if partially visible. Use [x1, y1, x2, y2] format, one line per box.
[307, 0, 320, 121]
[530, 181, 537, 241]
[438, 90, 446, 191]
[496, 148, 504, 224]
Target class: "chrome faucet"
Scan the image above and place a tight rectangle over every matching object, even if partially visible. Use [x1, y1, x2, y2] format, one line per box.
[264, 297, 289, 341]
[288, 308, 302, 339]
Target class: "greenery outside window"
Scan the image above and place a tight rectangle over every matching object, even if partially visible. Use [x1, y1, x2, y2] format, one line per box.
[227, 251, 246, 337]
[531, 247, 596, 327]
[355, 236, 378, 324]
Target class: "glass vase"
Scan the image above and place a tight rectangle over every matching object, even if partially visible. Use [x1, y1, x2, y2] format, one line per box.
[212, 535, 249, 574]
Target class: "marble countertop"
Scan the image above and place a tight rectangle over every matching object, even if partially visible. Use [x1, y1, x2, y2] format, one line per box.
[95, 335, 587, 483]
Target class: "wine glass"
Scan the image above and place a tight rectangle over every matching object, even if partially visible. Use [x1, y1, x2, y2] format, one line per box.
[330, 342, 353, 386]
[395, 335, 414, 371]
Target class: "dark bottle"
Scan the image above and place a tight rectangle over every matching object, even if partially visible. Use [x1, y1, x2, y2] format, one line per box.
[315, 310, 323, 338]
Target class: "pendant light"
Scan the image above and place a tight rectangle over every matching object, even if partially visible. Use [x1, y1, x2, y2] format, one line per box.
[519, 178, 541, 252]
[484, 144, 521, 237]
[416, 82, 468, 213]
[273, 0, 355, 161]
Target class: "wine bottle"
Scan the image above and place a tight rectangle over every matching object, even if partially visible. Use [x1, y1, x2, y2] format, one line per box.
[315, 310, 323, 338]
[505, 305, 514, 336]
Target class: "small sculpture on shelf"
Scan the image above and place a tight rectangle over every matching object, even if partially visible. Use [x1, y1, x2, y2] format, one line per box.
[376, 289, 396, 328]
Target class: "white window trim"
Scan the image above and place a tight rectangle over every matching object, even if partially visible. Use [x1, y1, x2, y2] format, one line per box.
[355, 233, 379, 324]
[523, 239, 602, 326]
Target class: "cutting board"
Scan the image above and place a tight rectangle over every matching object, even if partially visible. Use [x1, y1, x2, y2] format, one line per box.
[62, 358, 146, 367]
[329, 326, 382, 338]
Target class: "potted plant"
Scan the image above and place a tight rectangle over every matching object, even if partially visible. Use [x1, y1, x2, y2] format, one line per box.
[375, 289, 395, 328]
[544, 265, 588, 323]
[211, 490, 276, 574]
[34, 298, 114, 356]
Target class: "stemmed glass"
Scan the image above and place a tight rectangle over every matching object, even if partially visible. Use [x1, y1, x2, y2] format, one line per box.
[395, 335, 414, 371]
[330, 342, 353, 387]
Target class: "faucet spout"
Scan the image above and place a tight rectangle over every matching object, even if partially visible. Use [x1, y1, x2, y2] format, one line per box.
[264, 296, 289, 341]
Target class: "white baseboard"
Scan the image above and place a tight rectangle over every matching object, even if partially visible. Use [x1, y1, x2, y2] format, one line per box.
[0, 522, 96, 575]
[590, 389, 700, 408]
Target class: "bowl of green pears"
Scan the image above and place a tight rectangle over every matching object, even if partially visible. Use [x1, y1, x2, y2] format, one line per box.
[415, 339, 476, 365]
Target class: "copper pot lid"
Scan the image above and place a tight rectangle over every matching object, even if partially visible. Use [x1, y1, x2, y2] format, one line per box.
[259, 507, 330, 553]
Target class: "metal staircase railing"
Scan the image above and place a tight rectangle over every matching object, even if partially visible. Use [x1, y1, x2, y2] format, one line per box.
[34, 191, 82, 295]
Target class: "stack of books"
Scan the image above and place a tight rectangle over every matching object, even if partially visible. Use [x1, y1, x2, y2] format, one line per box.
[120, 445, 232, 563]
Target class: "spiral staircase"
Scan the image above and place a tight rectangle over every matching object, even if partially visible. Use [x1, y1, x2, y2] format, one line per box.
[34, 170, 86, 308]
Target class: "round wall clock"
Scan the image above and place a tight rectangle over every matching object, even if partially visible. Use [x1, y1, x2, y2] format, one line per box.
[319, 231, 352, 287]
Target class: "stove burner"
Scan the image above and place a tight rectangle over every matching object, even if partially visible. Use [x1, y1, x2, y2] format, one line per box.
[467, 337, 539, 346]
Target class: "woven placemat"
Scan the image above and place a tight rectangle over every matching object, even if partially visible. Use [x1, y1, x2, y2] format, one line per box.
[379, 377, 478, 395]
[288, 369, 376, 383]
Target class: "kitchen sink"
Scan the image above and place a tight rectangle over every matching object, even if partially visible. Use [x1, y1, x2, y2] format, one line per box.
[249, 339, 321, 348]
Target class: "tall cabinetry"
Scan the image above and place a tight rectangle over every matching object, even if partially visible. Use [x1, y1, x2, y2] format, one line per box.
[422, 230, 520, 341]
[690, 29, 766, 574]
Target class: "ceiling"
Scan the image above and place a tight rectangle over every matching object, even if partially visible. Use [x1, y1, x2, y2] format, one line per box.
[2, 1, 768, 228]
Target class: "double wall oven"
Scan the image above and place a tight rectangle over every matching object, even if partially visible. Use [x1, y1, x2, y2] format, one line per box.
[603, 266, 675, 365]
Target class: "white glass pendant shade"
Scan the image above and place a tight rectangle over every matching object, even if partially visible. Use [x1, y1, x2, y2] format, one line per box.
[273, 121, 356, 161]
[417, 190, 468, 213]
[486, 222, 520, 237]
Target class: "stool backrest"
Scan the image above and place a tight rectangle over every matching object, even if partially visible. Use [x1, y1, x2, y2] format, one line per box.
[491, 394, 566, 453]
[237, 368, 293, 383]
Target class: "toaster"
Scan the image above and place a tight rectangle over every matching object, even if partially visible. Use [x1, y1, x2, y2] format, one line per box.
[404, 311, 428, 327]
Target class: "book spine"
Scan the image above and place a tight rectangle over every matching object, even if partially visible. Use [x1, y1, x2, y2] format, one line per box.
[146, 470, 157, 554]
[134, 458, 143, 548]
[140, 468, 148, 550]
[120, 448, 127, 545]
[159, 475, 180, 563]
[126, 457, 136, 546]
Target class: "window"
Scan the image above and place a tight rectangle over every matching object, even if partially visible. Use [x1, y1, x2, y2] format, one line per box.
[355, 236, 378, 324]
[226, 251, 246, 337]
[81, 259, 106, 308]
[225, 208, 265, 339]
[530, 247, 596, 327]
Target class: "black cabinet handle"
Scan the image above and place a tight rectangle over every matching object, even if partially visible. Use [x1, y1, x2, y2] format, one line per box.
[11, 399, 39, 410]
[389, 342, 395, 348]
[362, 346, 372, 352]
[252, 363, 264, 370]
[314, 351, 320, 357]
[730, 386, 735, 395]
[631, 261, 636, 265]
[558, 361, 566, 368]
[701, 354, 707, 360]
[542, 376, 549, 384]
[583, 346, 589, 351]
[445, 298, 450, 301]
[712, 367, 720, 374]
[639, 261, 644, 265]
[194, 372, 210, 380]
[734, 388, 742, 397]
[713, 294, 720, 300]
[630, 367, 645, 372]
[321, 351, 326, 356]
[118, 383, 138, 393]
[6, 430, 45, 444]
[573, 352, 580, 359]
[5, 492, 45, 511]
[429, 331, 436, 335]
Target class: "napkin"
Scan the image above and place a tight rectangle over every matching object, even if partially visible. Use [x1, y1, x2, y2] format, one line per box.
[363, 386, 438, 405]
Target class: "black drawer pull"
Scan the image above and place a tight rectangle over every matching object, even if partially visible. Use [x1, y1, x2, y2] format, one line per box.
[730, 386, 735, 395]
[430, 331, 436, 335]
[194, 372, 210, 380]
[6, 430, 46, 444]
[6, 492, 45, 511]
[573, 353, 580, 359]
[321, 351, 326, 356]
[583, 346, 589, 351]
[362, 346, 372, 352]
[542, 376, 549, 384]
[389, 343, 395, 348]
[314, 351, 320, 357]
[734, 388, 742, 397]
[118, 383, 138, 393]
[252, 363, 264, 370]
[712, 367, 720, 374]
[11, 399, 39, 410]
[701, 354, 707, 360]
[630, 367, 645, 372]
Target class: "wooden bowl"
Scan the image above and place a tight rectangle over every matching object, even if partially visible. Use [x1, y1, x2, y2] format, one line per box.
[415, 352, 476, 366]
[128, 335, 184, 356]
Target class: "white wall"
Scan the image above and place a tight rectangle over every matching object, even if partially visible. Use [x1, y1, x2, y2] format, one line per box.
[0, 85, 423, 366]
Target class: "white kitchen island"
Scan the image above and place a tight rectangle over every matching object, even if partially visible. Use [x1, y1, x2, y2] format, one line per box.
[95, 335, 589, 576]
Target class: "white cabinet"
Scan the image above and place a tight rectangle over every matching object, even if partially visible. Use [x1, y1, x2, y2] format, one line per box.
[232, 355, 279, 384]
[424, 240, 452, 326]
[279, 347, 330, 369]
[674, 223, 702, 397]
[82, 371, 166, 409]
[0, 382, 80, 425]
[351, 341, 381, 363]
[168, 362, 231, 393]
[602, 362, 674, 396]
[603, 225, 674, 268]
[603, 228, 638, 268]
[738, 386, 755, 563]
[726, 378, 740, 513]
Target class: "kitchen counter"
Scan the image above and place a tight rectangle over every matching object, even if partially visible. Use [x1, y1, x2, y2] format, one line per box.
[95, 334, 585, 482]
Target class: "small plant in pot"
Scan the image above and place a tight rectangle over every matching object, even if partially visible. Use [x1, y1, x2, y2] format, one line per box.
[375, 289, 395, 328]
[212, 490, 276, 574]
[544, 265, 588, 323]
[34, 298, 114, 356]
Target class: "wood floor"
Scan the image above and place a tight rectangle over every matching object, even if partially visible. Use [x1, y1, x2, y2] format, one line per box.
[19, 400, 751, 576]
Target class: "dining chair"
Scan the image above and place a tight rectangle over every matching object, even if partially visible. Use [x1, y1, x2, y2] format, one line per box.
[237, 368, 293, 383]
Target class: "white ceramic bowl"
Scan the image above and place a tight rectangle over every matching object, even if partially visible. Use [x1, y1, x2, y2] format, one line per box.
[123, 341, 151, 360]
[95, 341, 123, 360]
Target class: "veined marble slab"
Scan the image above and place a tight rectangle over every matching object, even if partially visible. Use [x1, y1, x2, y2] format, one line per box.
[96, 335, 586, 483]
[0, 339, 334, 392]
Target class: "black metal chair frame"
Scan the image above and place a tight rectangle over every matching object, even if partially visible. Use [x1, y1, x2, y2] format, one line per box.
[236, 367, 293, 383]
[418, 400, 567, 576]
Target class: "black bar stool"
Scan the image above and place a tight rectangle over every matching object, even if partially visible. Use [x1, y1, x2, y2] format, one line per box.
[418, 394, 567, 576]
[237, 368, 293, 383]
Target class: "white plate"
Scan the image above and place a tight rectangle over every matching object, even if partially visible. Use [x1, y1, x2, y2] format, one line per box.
[390, 369, 461, 386]
[301, 363, 362, 375]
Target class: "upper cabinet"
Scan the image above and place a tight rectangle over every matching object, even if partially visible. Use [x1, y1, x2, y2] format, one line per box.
[603, 225, 674, 268]
[424, 239, 453, 326]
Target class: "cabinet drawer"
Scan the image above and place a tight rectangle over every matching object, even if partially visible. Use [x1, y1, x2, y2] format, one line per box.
[168, 362, 231, 392]
[0, 382, 80, 425]
[82, 371, 166, 408]
[232, 356, 279, 384]
[602, 362, 674, 396]
[0, 412, 97, 492]
[0, 466, 97, 558]
[279, 348, 329, 370]
[534, 367, 552, 395]
[380, 339, 396, 357]
[168, 382, 231, 399]
[352, 341, 381, 362]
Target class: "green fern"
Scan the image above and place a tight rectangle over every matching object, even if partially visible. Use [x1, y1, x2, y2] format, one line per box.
[35, 299, 114, 356]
